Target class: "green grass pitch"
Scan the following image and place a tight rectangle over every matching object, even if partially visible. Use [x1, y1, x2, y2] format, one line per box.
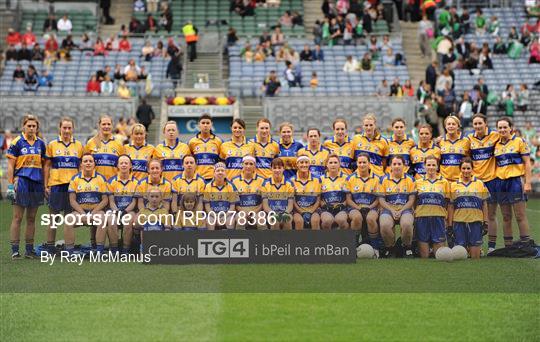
[1, 200, 539, 341]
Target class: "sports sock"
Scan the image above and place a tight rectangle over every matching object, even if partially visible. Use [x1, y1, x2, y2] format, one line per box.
[25, 243, 34, 254]
[110, 246, 118, 253]
[96, 244, 104, 253]
[503, 236, 513, 247]
[520, 235, 530, 243]
[488, 235, 497, 249]
[368, 233, 380, 250]
[11, 241, 19, 254]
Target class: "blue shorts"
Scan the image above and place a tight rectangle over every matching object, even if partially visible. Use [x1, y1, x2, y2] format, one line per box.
[144, 224, 164, 232]
[453, 222, 483, 247]
[48, 184, 72, 212]
[380, 208, 414, 224]
[322, 204, 348, 216]
[494, 177, 527, 204]
[484, 179, 498, 204]
[13, 177, 44, 208]
[416, 216, 446, 244]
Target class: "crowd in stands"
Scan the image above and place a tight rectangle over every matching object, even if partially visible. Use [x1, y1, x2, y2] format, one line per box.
[129, 1, 173, 33]
[11, 64, 54, 92]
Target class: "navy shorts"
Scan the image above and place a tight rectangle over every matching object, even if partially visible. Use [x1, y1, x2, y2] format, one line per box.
[484, 179, 498, 204]
[416, 216, 446, 244]
[494, 177, 527, 204]
[13, 177, 44, 208]
[322, 204, 348, 217]
[453, 222, 483, 247]
[48, 184, 72, 212]
[380, 208, 414, 225]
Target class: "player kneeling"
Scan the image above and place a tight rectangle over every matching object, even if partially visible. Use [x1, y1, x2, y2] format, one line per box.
[291, 156, 321, 230]
[262, 158, 294, 229]
[379, 156, 416, 258]
[64, 153, 109, 254]
[414, 156, 451, 258]
[135, 187, 173, 253]
[448, 158, 489, 259]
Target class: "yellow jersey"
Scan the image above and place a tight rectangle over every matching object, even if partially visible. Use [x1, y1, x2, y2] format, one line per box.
[379, 174, 416, 211]
[250, 135, 280, 179]
[323, 136, 355, 175]
[136, 176, 172, 204]
[45, 137, 84, 186]
[188, 133, 223, 180]
[438, 134, 470, 182]
[262, 177, 294, 213]
[139, 206, 172, 231]
[346, 171, 380, 209]
[467, 129, 499, 182]
[124, 143, 155, 181]
[7, 133, 47, 182]
[297, 145, 332, 179]
[494, 135, 531, 180]
[290, 173, 321, 213]
[108, 174, 139, 211]
[409, 142, 441, 179]
[415, 176, 450, 217]
[219, 138, 255, 180]
[172, 173, 206, 195]
[231, 174, 265, 210]
[320, 172, 349, 206]
[68, 171, 108, 211]
[386, 134, 415, 173]
[153, 139, 191, 183]
[450, 177, 488, 223]
[279, 140, 304, 181]
[84, 137, 125, 181]
[202, 180, 239, 213]
[351, 133, 389, 177]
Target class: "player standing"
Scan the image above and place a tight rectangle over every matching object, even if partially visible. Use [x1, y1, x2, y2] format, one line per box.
[291, 155, 322, 230]
[251, 118, 280, 179]
[124, 123, 155, 181]
[438, 116, 470, 182]
[386, 118, 415, 174]
[188, 114, 223, 182]
[278, 122, 304, 182]
[219, 118, 254, 180]
[319, 154, 349, 230]
[351, 114, 389, 177]
[410, 124, 441, 179]
[153, 121, 191, 183]
[84, 114, 124, 181]
[323, 119, 355, 175]
[297, 128, 331, 179]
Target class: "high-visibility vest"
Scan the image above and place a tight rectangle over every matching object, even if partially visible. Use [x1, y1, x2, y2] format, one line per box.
[423, 0, 436, 9]
[183, 24, 198, 43]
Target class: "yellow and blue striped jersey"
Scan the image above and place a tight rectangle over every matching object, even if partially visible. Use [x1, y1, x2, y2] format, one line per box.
[139, 206, 172, 230]
[494, 135, 530, 180]
[219, 138, 255, 180]
[379, 174, 416, 210]
[290, 173, 321, 213]
[467, 129, 499, 182]
[438, 134, 470, 182]
[409, 142, 441, 179]
[188, 133, 223, 180]
[202, 180, 239, 212]
[351, 133, 389, 177]
[124, 143, 155, 181]
[153, 139, 191, 183]
[320, 172, 349, 206]
[45, 137, 84, 186]
[68, 171, 108, 211]
[108, 174, 139, 211]
[7, 133, 47, 182]
[323, 136, 355, 175]
[450, 177, 488, 223]
[172, 173, 206, 195]
[84, 137, 125, 181]
[250, 135, 280, 179]
[136, 176, 172, 203]
[297, 145, 332, 179]
[279, 140, 304, 181]
[346, 172, 380, 208]
[231, 174, 265, 210]
[262, 178, 294, 213]
[415, 176, 450, 217]
[386, 134, 415, 173]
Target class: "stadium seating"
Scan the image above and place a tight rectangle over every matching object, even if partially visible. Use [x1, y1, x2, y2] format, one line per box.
[228, 38, 411, 97]
[21, 9, 98, 35]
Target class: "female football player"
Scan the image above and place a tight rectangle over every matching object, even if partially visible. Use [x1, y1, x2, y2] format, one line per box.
[64, 153, 109, 254]
[84, 114, 124, 181]
[415, 155, 450, 258]
[251, 118, 280, 179]
[262, 158, 295, 230]
[379, 155, 416, 257]
[124, 123, 155, 181]
[351, 113, 389, 177]
[494, 118, 532, 247]
[231, 155, 266, 230]
[346, 153, 380, 248]
[43, 117, 83, 254]
[171, 155, 205, 215]
[7, 114, 47, 259]
[439, 115, 470, 182]
[136, 158, 172, 212]
[153, 121, 190, 183]
[278, 122, 304, 181]
[320, 154, 349, 230]
[291, 155, 321, 230]
[220, 118, 254, 180]
[323, 119, 354, 175]
[188, 114, 223, 181]
[297, 128, 331, 179]
[136, 187, 173, 253]
[386, 118, 415, 174]
[202, 162, 238, 230]
[448, 158, 489, 259]
[409, 124, 441, 179]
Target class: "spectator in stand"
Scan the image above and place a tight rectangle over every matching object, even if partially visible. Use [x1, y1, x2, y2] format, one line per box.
[141, 40, 155, 61]
[96, 65, 112, 82]
[508, 26, 519, 41]
[153, 40, 167, 57]
[5, 45, 17, 61]
[493, 36, 507, 54]
[300, 44, 313, 61]
[124, 59, 141, 81]
[24, 66, 39, 91]
[100, 75, 114, 95]
[147, 0, 159, 13]
[159, 3, 173, 32]
[105, 34, 119, 50]
[117, 80, 131, 99]
[6, 28, 21, 47]
[435, 68, 452, 95]
[45, 34, 59, 53]
[382, 48, 395, 66]
[134, 0, 146, 12]
[118, 35, 132, 52]
[360, 52, 373, 72]
[30, 43, 43, 61]
[487, 16, 500, 36]
[114, 64, 124, 81]
[284, 61, 301, 87]
[166, 52, 182, 88]
[455, 37, 470, 58]
[254, 45, 266, 62]
[336, 0, 349, 16]
[21, 27, 36, 47]
[442, 47, 457, 68]
[328, 18, 342, 46]
[38, 69, 53, 88]
[501, 84, 516, 117]
[280, 11, 293, 27]
[94, 37, 107, 56]
[530, 38, 540, 64]
[475, 8, 486, 35]
[271, 26, 285, 46]
[425, 60, 438, 91]
[418, 15, 433, 58]
[166, 37, 180, 57]
[13, 64, 25, 82]
[458, 91, 473, 128]
[390, 78, 403, 97]
[313, 44, 324, 61]
[43, 14, 57, 32]
[227, 27, 239, 47]
[291, 10, 303, 26]
[18, 42, 32, 61]
[403, 79, 414, 97]
[129, 16, 143, 34]
[136, 99, 156, 130]
[479, 44, 493, 70]
[310, 71, 318, 89]
[313, 20, 323, 45]
[57, 14, 73, 33]
[261, 70, 281, 96]
[241, 44, 254, 62]
[442, 82, 456, 115]
[146, 14, 157, 32]
[61, 34, 78, 51]
[259, 30, 272, 45]
[86, 75, 101, 93]
[376, 79, 390, 97]
[79, 33, 93, 51]
[517, 84, 529, 112]
[343, 55, 358, 72]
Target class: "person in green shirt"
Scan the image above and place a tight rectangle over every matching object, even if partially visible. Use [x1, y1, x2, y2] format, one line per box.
[475, 8, 486, 35]
[438, 7, 451, 30]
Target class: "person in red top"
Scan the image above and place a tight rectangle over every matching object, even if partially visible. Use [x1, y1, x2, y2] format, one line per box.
[86, 75, 101, 93]
[94, 37, 107, 56]
[21, 27, 36, 47]
[44, 34, 59, 53]
[6, 28, 21, 47]
[118, 35, 132, 52]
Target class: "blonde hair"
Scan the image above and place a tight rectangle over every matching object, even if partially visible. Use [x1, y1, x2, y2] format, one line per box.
[444, 115, 461, 128]
[131, 123, 146, 143]
[162, 121, 178, 133]
[89, 114, 113, 150]
[279, 122, 294, 132]
[362, 113, 380, 135]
